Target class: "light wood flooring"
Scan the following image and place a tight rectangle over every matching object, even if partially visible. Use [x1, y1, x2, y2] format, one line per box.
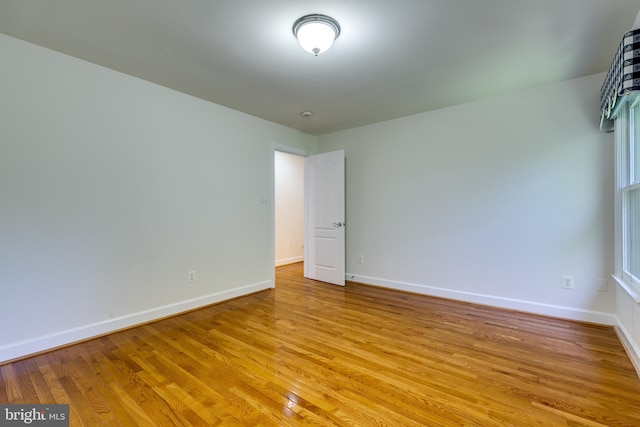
[1, 262, 640, 426]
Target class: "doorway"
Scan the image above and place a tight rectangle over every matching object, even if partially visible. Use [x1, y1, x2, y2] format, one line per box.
[271, 147, 345, 287]
[274, 150, 305, 267]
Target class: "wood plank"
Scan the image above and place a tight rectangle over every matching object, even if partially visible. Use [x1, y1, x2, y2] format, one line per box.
[1, 262, 640, 426]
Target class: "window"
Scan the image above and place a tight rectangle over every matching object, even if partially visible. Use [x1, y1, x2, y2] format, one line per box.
[617, 94, 640, 292]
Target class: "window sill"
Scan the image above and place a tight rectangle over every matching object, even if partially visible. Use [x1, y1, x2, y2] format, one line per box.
[612, 274, 640, 303]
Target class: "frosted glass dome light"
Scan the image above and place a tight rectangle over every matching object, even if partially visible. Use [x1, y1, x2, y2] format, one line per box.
[293, 14, 341, 56]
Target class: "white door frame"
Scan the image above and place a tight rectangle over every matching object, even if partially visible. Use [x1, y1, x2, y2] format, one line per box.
[270, 144, 312, 287]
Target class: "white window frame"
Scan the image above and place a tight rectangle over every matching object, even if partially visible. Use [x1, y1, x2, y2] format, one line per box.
[615, 92, 640, 297]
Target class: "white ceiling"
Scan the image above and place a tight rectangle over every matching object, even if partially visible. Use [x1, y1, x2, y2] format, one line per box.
[1, 0, 639, 135]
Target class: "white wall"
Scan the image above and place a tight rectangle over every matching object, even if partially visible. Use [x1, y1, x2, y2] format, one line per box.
[0, 34, 315, 362]
[615, 282, 640, 373]
[318, 73, 615, 324]
[274, 151, 304, 266]
[1, 31, 631, 365]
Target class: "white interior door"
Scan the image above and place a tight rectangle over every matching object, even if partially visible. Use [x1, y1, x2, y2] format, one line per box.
[304, 150, 345, 286]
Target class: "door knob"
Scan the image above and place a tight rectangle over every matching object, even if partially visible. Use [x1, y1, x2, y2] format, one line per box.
[332, 222, 345, 228]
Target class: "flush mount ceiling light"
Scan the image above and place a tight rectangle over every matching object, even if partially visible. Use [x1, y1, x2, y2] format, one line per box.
[292, 14, 341, 56]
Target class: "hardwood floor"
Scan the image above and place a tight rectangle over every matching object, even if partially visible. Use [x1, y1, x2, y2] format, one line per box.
[2, 262, 640, 426]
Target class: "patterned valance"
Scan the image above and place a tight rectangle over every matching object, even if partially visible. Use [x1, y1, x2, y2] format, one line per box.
[600, 28, 640, 131]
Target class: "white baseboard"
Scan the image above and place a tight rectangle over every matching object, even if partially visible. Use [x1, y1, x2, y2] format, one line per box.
[275, 256, 304, 267]
[0, 280, 272, 364]
[615, 317, 640, 378]
[347, 273, 617, 326]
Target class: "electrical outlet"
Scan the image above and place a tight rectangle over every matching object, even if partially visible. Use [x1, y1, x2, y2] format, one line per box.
[357, 255, 364, 264]
[188, 270, 197, 283]
[562, 275, 574, 289]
